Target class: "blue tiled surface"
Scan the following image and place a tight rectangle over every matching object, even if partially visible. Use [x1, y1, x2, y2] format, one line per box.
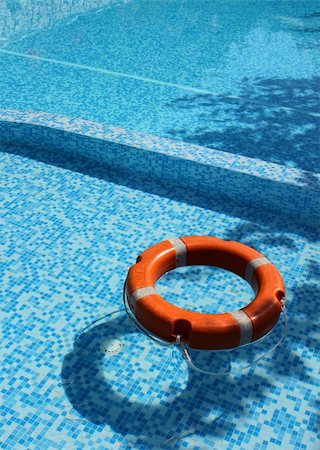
[0, 138, 319, 449]
[0, 1, 319, 448]
[0, 0, 319, 171]
[1, 110, 319, 227]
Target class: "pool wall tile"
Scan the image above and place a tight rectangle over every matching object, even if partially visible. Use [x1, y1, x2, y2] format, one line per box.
[0, 109, 319, 227]
[1, 109, 319, 450]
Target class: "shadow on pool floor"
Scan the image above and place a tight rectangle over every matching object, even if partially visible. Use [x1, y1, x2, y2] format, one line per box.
[61, 250, 319, 447]
[166, 76, 320, 174]
[61, 312, 271, 447]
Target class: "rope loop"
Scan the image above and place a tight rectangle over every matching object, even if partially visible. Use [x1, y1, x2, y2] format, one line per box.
[176, 303, 287, 375]
[123, 280, 287, 376]
[175, 334, 232, 376]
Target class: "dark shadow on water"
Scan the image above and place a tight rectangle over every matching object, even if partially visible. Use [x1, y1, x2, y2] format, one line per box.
[61, 249, 319, 447]
[301, 12, 320, 19]
[60, 224, 318, 446]
[61, 312, 271, 448]
[166, 76, 320, 173]
[61, 246, 320, 448]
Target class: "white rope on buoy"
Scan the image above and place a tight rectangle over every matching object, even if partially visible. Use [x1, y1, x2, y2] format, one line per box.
[73, 279, 287, 377]
[123, 277, 288, 376]
[177, 303, 287, 375]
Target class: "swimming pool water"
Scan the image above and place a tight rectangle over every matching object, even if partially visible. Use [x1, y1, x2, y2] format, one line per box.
[1, 0, 319, 171]
[0, 139, 319, 449]
[1, 1, 319, 449]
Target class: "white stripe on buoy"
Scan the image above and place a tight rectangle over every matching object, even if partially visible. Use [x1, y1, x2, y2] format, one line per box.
[130, 286, 157, 309]
[245, 257, 270, 285]
[169, 238, 187, 267]
[230, 310, 253, 346]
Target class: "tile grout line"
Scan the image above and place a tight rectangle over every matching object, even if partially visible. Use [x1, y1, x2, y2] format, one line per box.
[0, 48, 219, 96]
[1, 49, 319, 118]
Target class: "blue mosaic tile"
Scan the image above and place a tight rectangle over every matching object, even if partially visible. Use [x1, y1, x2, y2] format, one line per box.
[0, 1, 319, 172]
[1, 1, 319, 447]
[0, 138, 319, 449]
[0, 110, 319, 228]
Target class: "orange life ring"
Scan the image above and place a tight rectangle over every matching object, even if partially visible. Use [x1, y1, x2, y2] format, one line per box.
[125, 236, 285, 350]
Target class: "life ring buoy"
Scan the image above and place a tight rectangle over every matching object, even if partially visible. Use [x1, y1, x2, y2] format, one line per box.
[125, 236, 285, 350]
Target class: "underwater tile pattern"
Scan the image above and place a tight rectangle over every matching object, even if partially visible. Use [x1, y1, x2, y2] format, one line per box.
[1, 0, 119, 40]
[1, 0, 319, 172]
[0, 110, 319, 227]
[0, 139, 319, 449]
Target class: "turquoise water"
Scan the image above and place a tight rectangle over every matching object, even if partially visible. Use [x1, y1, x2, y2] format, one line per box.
[1, 140, 319, 449]
[1, 0, 319, 171]
[0, 2, 320, 448]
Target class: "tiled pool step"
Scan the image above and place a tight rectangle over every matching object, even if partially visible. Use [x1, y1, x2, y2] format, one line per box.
[0, 109, 319, 227]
